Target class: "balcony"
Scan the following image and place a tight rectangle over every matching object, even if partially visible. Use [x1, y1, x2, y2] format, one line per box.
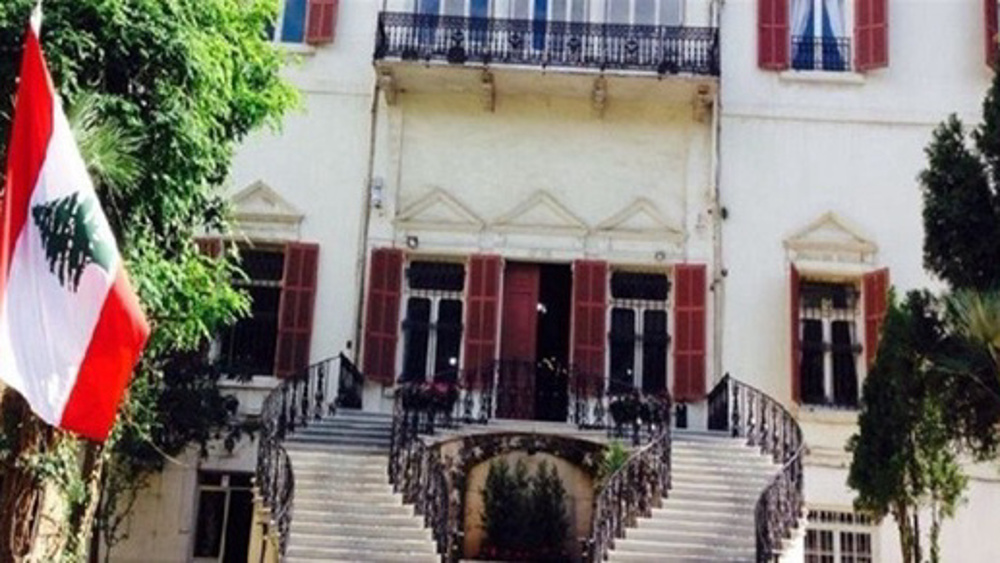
[375, 12, 718, 76]
[791, 35, 852, 72]
[373, 12, 719, 108]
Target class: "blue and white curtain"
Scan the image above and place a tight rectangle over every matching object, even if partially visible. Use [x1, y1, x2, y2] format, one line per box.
[792, 0, 846, 70]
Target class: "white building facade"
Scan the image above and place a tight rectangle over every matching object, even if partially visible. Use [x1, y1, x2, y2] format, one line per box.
[108, 1, 1000, 562]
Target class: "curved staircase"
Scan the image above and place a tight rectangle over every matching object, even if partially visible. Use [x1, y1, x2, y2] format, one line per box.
[283, 411, 439, 562]
[608, 431, 778, 562]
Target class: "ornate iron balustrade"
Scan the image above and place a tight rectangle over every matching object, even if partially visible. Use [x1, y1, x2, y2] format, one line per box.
[255, 354, 357, 557]
[791, 35, 851, 72]
[375, 12, 719, 76]
[587, 393, 672, 562]
[707, 374, 806, 563]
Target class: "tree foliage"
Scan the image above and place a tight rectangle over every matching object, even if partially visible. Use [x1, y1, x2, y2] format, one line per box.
[0, 0, 295, 559]
[920, 67, 1000, 291]
[848, 292, 967, 563]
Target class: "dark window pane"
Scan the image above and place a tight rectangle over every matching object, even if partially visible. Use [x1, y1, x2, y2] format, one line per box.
[434, 300, 464, 381]
[402, 298, 431, 382]
[223, 489, 253, 563]
[229, 473, 253, 489]
[642, 311, 667, 394]
[609, 308, 636, 393]
[219, 286, 281, 375]
[832, 321, 858, 407]
[801, 282, 857, 310]
[199, 472, 223, 486]
[611, 272, 670, 301]
[239, 249, 284, 282]
[800, 319, 825, 404]
[194, 490, 226, 557]
[407, 262, 466, 291]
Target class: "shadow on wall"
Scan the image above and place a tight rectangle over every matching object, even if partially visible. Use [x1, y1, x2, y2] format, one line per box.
[463, 452, 594, 561]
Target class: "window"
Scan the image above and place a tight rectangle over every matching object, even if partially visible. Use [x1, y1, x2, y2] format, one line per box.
[608, 272, 670, 395]
[798, 281, 861, 407]
[218, 246, 285, 376]
[607, 0, 683, 26]
[759, 0, 887, 72]
[401, 261, 466, 383]
[805, 509, 876, 563]
[193, 472, 253, 563]
[791, 0, 849, 71]
[274, 0, 338, 45]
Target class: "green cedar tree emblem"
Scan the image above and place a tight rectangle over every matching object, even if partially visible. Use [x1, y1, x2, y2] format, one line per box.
[31, 192, 114, 292]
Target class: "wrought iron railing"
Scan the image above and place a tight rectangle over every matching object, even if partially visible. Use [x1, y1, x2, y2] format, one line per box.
[707, 374, 805, 563]
[587, 393, 672, 562]
[375, 12, 719, 76]
[791, 35, 851, 72]
[254, 353, 359, 556]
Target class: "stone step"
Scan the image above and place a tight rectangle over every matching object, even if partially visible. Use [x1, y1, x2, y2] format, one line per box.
[608, 551, 751, 563]
[292, 509, 421, 528]
[625, 525, 755, 548]
[287, 433, 391, 446]
[295, 471, 389, 486]
[289, 532, 438, 553]
[647, 506, 755, 526]
[293, 521, 432, 539]
[635, 515, 754, 535]
[655, 497, 757, 515]
[286, 545, 439, 562]
[668, 487, 766, 503]
[288, 455, 388, 470]
[284, 441, 389, 454]
[295, 481, 394, 495]
[294, 498, 412, 516]
[611, 538, 755, 559]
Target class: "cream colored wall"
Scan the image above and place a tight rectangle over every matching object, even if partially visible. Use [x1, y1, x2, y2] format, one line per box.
[719, 1, 1000, 561]
[226, 0, 378, 379]
[462, 451, 594, 559]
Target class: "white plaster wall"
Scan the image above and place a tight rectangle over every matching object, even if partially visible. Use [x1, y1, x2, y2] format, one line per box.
[227, 1, 379, 371]
[719, 1, 1000, 561]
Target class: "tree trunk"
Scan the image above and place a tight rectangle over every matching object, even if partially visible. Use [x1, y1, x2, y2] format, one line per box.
[893, 502, 914, 563]
[0, 390, 54, 562]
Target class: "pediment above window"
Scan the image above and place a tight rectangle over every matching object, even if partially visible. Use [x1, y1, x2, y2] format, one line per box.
[784, 212, 877, 264]
[493, 191, 588, 235]
[231, 181, 304, 227]
[396, 188, 485, 232]
[595, 198, 683, 243]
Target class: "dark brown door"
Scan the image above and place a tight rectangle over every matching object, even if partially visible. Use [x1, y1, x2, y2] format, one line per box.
[498, 263, 539, 419]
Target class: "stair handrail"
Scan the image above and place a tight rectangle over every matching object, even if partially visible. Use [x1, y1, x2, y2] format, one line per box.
[587, 391, 672, 562]
[707, 374, 805, 563]
[255, 353, 352, 557]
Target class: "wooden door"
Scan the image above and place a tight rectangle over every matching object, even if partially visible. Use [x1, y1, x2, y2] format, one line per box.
[498, 263, 540, 419]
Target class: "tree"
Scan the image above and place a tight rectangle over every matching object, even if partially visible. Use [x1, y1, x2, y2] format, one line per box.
[848, 292, 967, 563]
[0, 1, 295, 560]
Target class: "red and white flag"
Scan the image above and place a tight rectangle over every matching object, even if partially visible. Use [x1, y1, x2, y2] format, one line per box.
[0, 11, 149, 441]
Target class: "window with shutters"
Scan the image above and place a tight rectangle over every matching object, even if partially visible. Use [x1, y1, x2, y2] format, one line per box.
[804, 509, 877, 563]
[608, 272, 671, 395]
[217, 246, 285, 377]
[797, 281, 862, 408]
[401, 261, 466, 383]
[193, 472, 253, 563]
[274, 0, 338, 44]
[761, 0, 887, 72]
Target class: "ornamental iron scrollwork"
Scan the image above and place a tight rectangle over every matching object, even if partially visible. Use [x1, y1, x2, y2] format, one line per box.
[707, 374, 806, 563]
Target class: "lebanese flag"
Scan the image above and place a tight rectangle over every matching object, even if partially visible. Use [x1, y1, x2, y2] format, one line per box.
[0, 13, 150, 441]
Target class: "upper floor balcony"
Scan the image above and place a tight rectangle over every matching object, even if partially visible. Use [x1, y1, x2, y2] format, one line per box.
[372, 1, 719, 112]
[374, 12, 718, 76]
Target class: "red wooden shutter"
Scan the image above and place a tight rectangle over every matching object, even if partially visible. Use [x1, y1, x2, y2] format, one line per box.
[572, 261, 608, 389]
[464, 255, 502, 389]
[362, 248, 404, 385]
[790, 265, 801, 403]
[195, 237, 222, 258]
[987, 0, 998, 68]
[673, 264, 707, 402]
[758, 0, 790, 70]
[305, 0, 339, 45]
[863, 268, 890, 369]
[274, 243, 320, 378]
[855, 0, 889, 71]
